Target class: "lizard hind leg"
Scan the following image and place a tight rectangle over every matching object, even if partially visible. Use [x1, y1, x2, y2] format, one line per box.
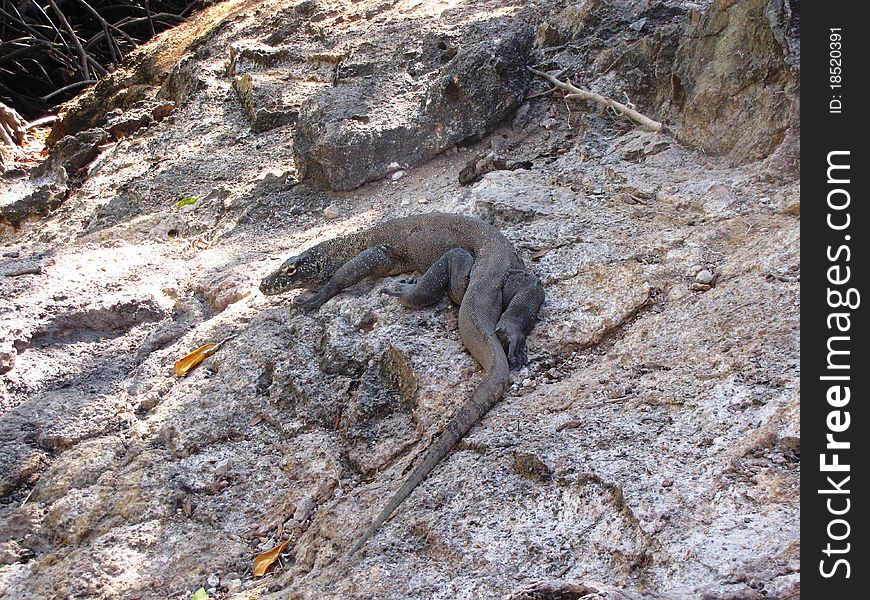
[382, 248, 474, 308]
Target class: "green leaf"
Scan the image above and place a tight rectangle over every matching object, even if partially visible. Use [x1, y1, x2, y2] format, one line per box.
[190, 587, 208, 600]
[176, 196, 198, 208]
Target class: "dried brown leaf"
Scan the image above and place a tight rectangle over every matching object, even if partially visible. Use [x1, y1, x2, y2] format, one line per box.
[253, 540, 290, 577]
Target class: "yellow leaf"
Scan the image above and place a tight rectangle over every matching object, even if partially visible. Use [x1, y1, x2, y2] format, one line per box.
[253, 540, 290, 577]
[190, 588, 208, 600]
[174, 343, 217, 377]
[176, 196, 199, 208]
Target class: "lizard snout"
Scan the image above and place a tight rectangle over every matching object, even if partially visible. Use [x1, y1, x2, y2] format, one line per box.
[259, 273, 283, 295]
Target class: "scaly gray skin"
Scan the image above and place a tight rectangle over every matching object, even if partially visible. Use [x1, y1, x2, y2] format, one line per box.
[260, 212, 544, 557]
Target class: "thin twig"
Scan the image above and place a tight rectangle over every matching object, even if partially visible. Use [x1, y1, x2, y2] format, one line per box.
[528, 67, 664, 132]
[27, 0, 73, 56]
[526, 85, 557, 101]
[73, 0, 125, 63]
[41, 80, 97, 101]
[0, 42, 50, 65]
[144, 0, 156, 37]
[46, 0, 91, 78]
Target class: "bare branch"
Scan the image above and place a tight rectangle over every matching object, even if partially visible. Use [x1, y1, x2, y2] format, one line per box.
[41, 80, 97, 102]
[528, 67, 664, 132]
[1, 0, 193, 115]
[144, 0, 157, 37]
[46, 0, 91, 78]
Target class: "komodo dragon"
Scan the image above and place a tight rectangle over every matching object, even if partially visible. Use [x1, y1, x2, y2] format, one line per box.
[259, 212, 544, 556]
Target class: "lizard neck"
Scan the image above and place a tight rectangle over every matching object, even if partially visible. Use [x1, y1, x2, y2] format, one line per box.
[316, 230, 371, 281]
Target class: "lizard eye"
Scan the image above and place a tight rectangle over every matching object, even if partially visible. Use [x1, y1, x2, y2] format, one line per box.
[281, 264, 297, 276]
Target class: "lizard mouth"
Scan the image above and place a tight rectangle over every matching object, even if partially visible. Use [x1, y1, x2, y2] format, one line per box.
[259, 273, 292, 296]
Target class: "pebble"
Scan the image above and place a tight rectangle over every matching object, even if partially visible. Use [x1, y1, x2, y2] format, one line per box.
[221, 572, 240, 585]
[629, 17, 647, 31]
[695, 269, 714, 285]
[207, 573, 220, 588]
[688, 264, 704, 277]
[691, 282, 711, 292]
[214, 459, 230, 476]
[390, 170, 405, 181]
[293, 498, 314, 521]
[324, 205, 340, 219]
[400, 199, 410, 206]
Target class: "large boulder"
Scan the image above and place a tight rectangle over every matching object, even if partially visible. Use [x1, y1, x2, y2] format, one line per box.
[671, 0, 799, 162]
[292, 26, 534, 191]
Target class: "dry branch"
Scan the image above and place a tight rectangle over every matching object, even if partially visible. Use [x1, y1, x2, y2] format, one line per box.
[528, 67, 663, 132]
[46, 0, 91, 78]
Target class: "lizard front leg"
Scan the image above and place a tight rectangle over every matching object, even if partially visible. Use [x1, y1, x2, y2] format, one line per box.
[496, 274, 545, 368]
[382, 247, 473, 308]
[295, 246, 399, 311]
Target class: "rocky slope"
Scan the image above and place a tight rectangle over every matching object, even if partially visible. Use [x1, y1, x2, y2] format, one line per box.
[1, 0, 799, 598]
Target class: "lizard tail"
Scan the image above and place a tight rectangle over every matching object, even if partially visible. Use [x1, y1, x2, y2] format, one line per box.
[346, 330, 509, 558]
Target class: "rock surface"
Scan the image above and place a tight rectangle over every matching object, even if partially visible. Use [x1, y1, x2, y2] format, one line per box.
[1, 1, 799, 599]
[292, 24, 533, 191]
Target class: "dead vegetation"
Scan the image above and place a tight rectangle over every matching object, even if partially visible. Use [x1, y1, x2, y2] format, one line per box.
[0, 0, 198, 117]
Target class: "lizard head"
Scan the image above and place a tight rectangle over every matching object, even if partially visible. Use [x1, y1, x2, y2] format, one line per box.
[259, 247, 327, 296]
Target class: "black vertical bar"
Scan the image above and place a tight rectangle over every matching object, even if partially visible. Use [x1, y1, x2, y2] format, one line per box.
[803, 1, 867, 596]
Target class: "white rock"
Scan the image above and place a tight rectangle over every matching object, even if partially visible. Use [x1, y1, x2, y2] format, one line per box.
[695, 269, 714, 284]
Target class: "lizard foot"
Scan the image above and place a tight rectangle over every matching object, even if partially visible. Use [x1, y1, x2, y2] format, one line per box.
[381, 278, 417, 300]
[292, 293, 326, 312]
[496, 322, 529, 369]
